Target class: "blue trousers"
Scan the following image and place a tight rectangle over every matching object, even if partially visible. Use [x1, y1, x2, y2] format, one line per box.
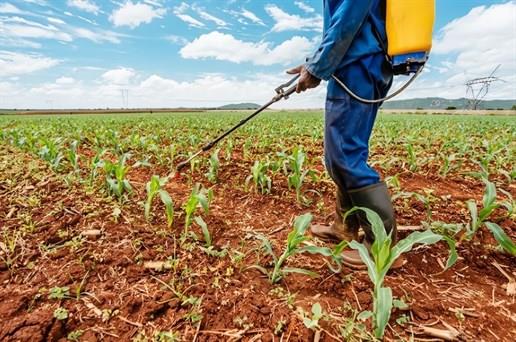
[324, 53, 393, 191]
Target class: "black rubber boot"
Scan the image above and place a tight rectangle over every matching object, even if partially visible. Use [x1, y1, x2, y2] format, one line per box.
[336, 189, 360, 234]
[347, 182, 397, 244]
[310, 189, 360, 242]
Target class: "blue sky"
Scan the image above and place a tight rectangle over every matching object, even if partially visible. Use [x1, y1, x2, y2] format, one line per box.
[0, 0, 515, 108]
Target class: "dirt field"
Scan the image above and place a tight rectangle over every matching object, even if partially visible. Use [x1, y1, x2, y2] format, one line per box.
[0, 112, 514, 341]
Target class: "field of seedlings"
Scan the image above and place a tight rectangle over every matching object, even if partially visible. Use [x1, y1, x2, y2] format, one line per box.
[0, 111, 514, 342]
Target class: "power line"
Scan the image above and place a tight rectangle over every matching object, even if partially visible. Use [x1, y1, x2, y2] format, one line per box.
[465, 65, 506, 110]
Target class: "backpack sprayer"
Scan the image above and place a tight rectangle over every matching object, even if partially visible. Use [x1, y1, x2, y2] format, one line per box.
[174, 0, 435, 174]
[333, 0, 435, 103]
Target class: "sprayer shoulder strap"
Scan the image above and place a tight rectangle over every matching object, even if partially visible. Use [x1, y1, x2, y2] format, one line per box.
[370, 1, 391, 62]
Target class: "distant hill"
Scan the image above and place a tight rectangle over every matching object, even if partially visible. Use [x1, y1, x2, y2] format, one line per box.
[382, 97, 516, 110]
[218, 103, 261, 110]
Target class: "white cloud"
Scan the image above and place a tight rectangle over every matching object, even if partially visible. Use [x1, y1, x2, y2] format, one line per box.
[72, 27, 121, 44]
[55, 76, 75, 84]
[101, 67, 136, 84]
[265, 4, 322, 32]
[294, 1, 315, 14]
[0, 15, 120, 44]
[67, 0, 99, 15]
[173, 2, 204, 28]
[240, 8, 265, 25]
[165, 34, 188, 45]
[431, 2, 516, 99]
[0, 51, 59, 76]
[194, 7, 227, 27]
[180, 31, 314, 66]
[0, 16, 73, 41]
[110, 1, 166, 29]
[48, 17, 66, 25]
[22, 0, 48, 6]
[0, 3, 22, 14]
[1, 72, 326, 109]
[0, 37, 42, 48]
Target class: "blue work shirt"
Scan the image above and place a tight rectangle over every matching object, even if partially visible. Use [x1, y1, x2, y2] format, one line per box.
[306, 0, 391, 99]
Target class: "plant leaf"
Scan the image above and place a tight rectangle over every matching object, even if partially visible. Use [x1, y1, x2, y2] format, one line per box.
[246, 265, 270, 277]
[282, 267, 319, 278]
[194, 216, 211, 247]
[293, 213, 313, 235]
[311, 302, 323, 319]
[442, 236, 458, 269]
[298, 245, 334, 257]
[466, 200, 478, 232]
[374, 287, 393, 339]
[485, 222, 516, 256]
[254, 234, 277, 263]
[357, 310, 373, 321]
[385, 230, 441, 281]
[346, 207, 388, 245]
[482, 179, 497, 209]
[349, 240, 377, 285]
[158, 190, 174, 228]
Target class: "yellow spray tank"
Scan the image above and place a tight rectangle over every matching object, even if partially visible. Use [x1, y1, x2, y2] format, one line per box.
[386, 0, 436, 74]
[332, 0, 436, 102]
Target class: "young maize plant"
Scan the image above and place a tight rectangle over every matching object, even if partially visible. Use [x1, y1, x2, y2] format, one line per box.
[405, 143, 418, 172]
[205, 149, 220, 183]
[245, 160, 272, 194]
[145, 175, 174, 228]
[252, 213, 317, 284]
[347, 207, 442, 339]
[183, 183, 213, 235]
[104, 153, 132, 201]
[224, 138, 234, 160]
[464, 178, 515, 255]
[66, 140, 80, 171]
[38, 138, 64, 171]
[88, 149, 105, 185]
[287, 147, 309, 203]
[251, 213, 345, 284]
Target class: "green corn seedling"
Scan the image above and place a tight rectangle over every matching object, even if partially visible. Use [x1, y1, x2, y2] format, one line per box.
[38, 138, 63, 171]
[66, 140, 80, 171]
[246, 160, 272, 194]
[465, 178, 498, 239]
[252, 213, 322, 284]
[104, 153, 132, 200]
[224, 139, 234, 160]
[406, 143, 418, 172]
[499, 189, 515, 219]
[145, 175, 174, 228]
[347, 207, 442, 339]
[88, 149, 105, 185]
[287, 147, 309, 203]
[183, 183, 213, 235]
[464, 179, 515, 255]
[205, 149, 220, 183]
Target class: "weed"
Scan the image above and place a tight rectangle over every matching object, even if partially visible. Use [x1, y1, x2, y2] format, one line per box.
[53, 307, 68, 320]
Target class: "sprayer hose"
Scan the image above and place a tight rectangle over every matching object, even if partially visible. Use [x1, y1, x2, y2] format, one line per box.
[331, 64, 425, 104]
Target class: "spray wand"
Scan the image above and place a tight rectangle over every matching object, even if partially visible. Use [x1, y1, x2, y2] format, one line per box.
[172, 74, 299, 176]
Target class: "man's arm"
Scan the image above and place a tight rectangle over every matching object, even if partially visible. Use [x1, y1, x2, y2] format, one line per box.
[306, 0, 374, 81]
[290, 0, 374, 93]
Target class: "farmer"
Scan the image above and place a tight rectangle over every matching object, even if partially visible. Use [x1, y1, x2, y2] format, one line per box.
[287, 0, 403, 269]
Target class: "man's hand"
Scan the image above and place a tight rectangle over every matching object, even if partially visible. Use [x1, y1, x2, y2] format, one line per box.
[287, 65, 321, 93]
